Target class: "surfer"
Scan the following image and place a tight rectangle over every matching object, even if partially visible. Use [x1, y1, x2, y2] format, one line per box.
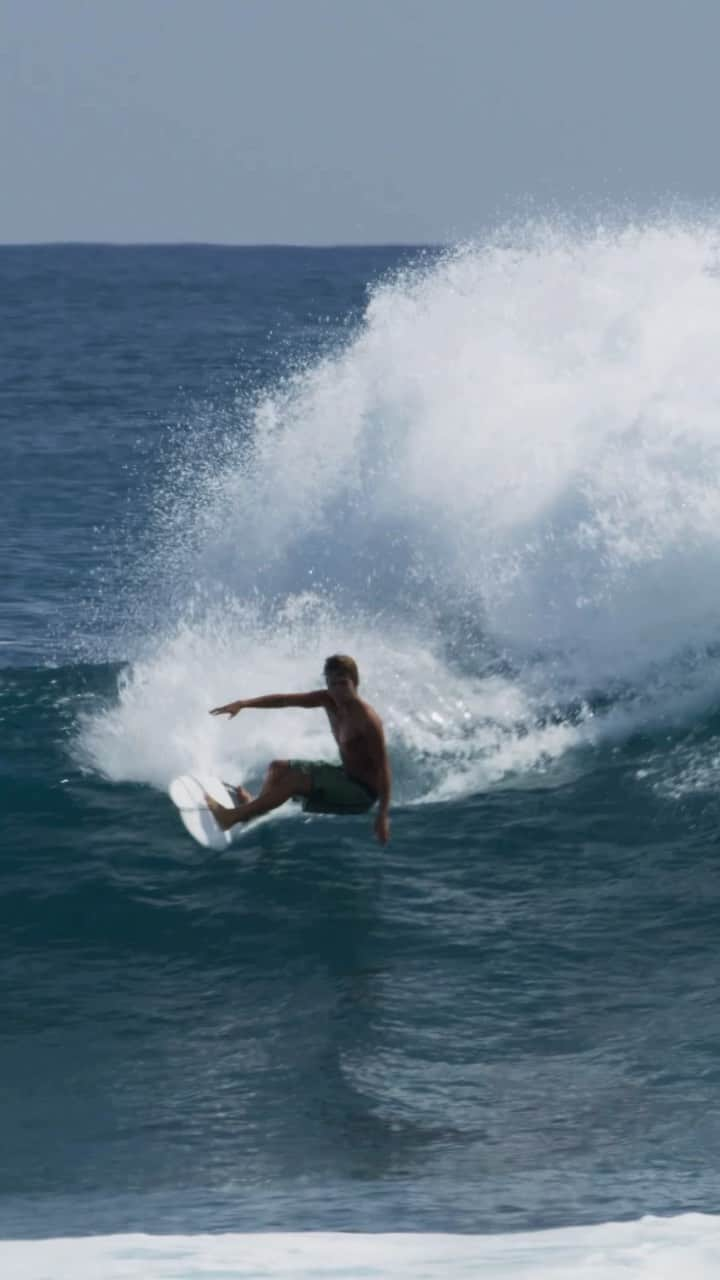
[206, 654, 392, 844]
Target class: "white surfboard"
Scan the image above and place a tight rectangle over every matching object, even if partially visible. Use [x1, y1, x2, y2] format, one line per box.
[168, 774, 238, 851]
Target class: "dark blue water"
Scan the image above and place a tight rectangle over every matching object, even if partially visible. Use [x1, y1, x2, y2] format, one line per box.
[4, 238, 720, 1241]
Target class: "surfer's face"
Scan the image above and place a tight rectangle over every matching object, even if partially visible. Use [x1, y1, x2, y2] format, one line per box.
[326, 673, 356, 703]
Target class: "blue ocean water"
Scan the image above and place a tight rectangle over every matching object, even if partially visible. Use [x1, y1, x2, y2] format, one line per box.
[5, 230, 720, 1258]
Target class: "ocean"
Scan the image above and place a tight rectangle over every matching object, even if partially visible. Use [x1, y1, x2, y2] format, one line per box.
[4, 227, 720, 1277]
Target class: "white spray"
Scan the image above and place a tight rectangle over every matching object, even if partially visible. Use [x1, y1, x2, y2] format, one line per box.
[79, 219, 720, 799]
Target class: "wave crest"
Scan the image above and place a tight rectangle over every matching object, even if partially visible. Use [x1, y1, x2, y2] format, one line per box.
[81, 219, 720, 793]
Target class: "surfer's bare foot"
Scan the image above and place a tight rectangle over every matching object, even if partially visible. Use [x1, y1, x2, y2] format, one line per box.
[205, 793, 237, 831]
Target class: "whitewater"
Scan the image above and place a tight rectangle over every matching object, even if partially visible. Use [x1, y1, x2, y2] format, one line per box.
[7, 1216, 720, 1279]
[80, 220, 720, 805]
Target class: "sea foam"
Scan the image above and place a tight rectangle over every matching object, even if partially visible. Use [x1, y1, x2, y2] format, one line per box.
[4, 1215, 720, 1279]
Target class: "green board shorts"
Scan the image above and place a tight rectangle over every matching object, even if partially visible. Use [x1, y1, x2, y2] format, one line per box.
[288, 759, 378, 815]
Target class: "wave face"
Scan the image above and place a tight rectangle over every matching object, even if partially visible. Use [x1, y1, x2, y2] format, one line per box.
[79, 222, 720, 798]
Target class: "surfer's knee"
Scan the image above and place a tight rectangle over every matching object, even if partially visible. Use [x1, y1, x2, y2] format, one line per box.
[264, 760, 310, 798]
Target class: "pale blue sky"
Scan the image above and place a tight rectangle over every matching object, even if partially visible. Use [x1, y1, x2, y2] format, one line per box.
[2, 0, 720, 243]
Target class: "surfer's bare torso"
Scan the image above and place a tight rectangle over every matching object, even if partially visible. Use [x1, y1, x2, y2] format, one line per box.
[324, 695, 384, 794]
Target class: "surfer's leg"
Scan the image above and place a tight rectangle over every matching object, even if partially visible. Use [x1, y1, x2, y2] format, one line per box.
[206, 761, 311, 830]
[224, 766, 287, 809]
[254, 760, 292, 800]
[229, 785, 253, 805]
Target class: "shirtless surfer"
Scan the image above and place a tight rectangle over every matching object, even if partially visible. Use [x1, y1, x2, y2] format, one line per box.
[207, 654, 392, 844]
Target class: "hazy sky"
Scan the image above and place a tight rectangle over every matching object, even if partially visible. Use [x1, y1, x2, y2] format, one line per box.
[3, 0, 720, 243]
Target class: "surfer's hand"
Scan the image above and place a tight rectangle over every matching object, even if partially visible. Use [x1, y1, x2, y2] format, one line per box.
[374, 811, 390, 845]
[210, 700, 245, 718]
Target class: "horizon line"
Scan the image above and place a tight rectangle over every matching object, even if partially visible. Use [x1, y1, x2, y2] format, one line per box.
[0, 239, 445, 250]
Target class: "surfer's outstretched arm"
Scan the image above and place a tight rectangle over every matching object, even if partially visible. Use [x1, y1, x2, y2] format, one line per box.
[210, 690, 331, 718]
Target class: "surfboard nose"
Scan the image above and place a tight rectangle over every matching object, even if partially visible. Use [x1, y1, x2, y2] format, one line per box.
[168, 774, 235, 851]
